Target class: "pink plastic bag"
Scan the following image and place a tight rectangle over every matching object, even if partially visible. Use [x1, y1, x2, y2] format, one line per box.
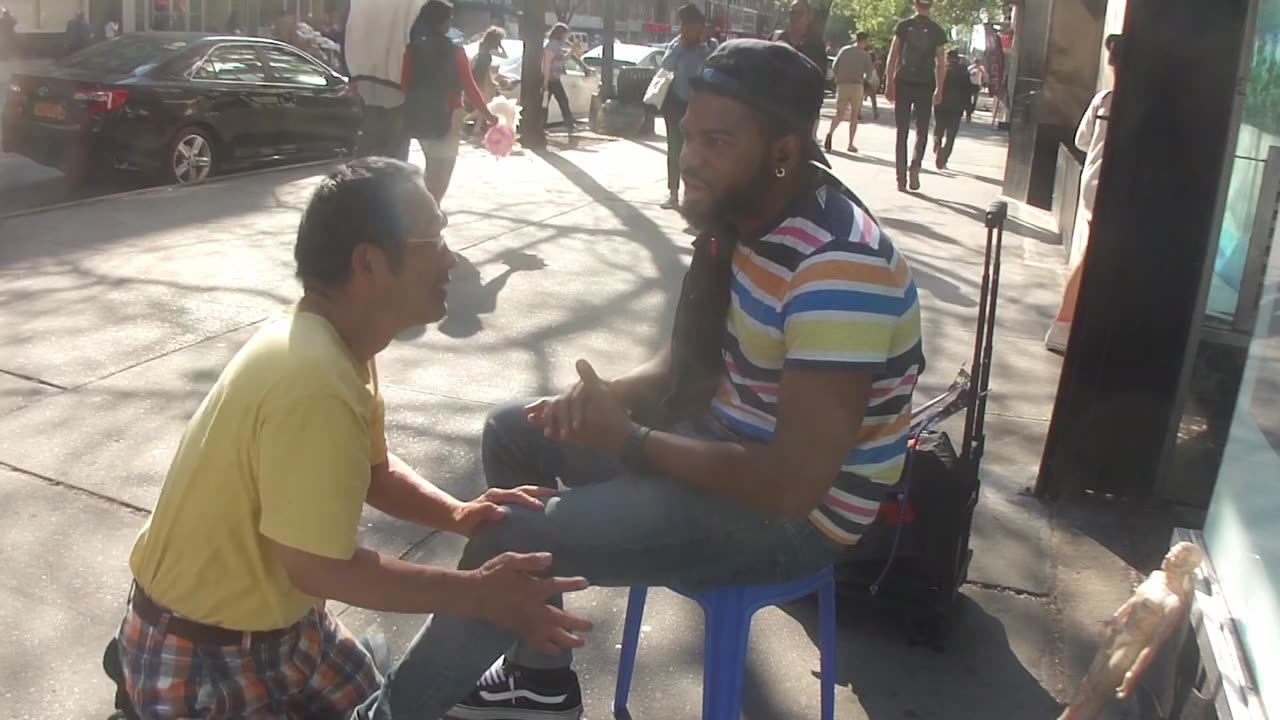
[483, 97, 520, 158]
[483, 124, 517, 157]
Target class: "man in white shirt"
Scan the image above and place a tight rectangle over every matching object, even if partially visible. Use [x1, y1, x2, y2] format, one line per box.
[343, 0, 425, 160]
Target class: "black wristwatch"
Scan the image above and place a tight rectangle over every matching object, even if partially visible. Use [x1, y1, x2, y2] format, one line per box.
[622, 423, 654, 471]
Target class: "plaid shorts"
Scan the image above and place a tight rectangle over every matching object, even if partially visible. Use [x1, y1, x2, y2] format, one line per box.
[116, 593, 380, 719]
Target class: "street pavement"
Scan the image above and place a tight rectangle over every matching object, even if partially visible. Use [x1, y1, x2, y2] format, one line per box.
[0, 101, 1154, 719]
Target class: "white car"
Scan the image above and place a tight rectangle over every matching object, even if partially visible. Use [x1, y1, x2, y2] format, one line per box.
[581, 42, 666, 69]
[463, 38, 600, 126]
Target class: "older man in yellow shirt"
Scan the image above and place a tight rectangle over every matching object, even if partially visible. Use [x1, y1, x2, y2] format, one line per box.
[111, 158, 591, 719]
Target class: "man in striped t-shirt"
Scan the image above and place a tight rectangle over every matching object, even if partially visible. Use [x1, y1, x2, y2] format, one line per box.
[712, 184, 924, 544]
[361, 40, 924, 720]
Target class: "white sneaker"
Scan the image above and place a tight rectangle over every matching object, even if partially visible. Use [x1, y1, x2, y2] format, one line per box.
[1044, 320, 1070, 353]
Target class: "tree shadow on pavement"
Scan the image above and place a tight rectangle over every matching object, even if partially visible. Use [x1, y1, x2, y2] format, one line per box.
[437, 250, 548, 339]
[881, 216, 963, 247]
[531, 148, 687, 323]
[909, 254, 980, 309]
[944, 168, 1004, 188]
[749, 594, 1062, 720]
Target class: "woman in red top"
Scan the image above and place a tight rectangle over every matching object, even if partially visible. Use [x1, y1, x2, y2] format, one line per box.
[402, 0, 496, 203]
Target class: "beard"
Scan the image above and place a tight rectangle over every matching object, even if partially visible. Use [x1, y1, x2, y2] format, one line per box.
[679, 158, 775, 232]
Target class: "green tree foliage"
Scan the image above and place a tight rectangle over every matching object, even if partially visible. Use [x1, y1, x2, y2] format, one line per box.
[825, 0, 1002, 49]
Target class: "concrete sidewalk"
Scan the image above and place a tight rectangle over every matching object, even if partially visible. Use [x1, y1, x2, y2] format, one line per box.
[0, 105, 1146, 719]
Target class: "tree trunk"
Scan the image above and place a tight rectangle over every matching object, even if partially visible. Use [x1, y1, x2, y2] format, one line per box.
[520, 0, 548, 148]
[809, 0, 833, 47]
[601, 0, 615, 100]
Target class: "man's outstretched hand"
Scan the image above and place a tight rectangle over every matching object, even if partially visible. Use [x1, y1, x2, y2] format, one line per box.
[471, 552, 593, 655]
[451, 485, 560, 537]
[524, 359, 633, 454]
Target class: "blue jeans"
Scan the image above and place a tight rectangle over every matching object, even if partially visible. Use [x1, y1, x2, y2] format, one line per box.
[354, 402, 843, 719]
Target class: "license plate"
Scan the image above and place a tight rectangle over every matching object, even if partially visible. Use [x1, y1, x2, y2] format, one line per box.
[33, 101, 65, 120]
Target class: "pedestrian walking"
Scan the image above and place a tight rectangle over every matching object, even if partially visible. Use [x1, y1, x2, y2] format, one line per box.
[867, 49, 883, 119]
[543, 23, 577, 133]
[659, 3, 713, 210]
[826, 31, 874, 153]
[64, 11, 91, 55]
[1045, 35, 1123, 352]
[967, 57, 987, 122]
[402, 0, 496, 203]
[343, 0, 420, 161]
[885, 0, 948, 192]
[932, 49, 971, 170]
[0, 9, 17, 60]
[770, 0, 829, 137]
[464, 26, 507, 137]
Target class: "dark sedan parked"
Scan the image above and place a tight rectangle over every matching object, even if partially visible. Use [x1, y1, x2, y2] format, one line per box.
[2, 33, 363, 185]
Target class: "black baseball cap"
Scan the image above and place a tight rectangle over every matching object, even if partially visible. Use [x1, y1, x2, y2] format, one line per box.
[690, 39, 825, 139]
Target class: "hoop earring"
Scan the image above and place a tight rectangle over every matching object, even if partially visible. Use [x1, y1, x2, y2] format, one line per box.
[775, 167, 787, 178]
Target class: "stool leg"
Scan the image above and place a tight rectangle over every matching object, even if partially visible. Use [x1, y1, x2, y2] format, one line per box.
[613, 586, 648, 717]
[702, 592, 752, 720]
[819, 579, 836, 720]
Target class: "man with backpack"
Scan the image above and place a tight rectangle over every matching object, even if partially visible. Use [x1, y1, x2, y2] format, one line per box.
[933, 50, 974, 170]
[352, 39, 924, 720]
[885, 0, 948, 192]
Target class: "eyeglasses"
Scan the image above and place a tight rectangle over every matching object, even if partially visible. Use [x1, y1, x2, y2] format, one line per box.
[408, 236, 450, 253]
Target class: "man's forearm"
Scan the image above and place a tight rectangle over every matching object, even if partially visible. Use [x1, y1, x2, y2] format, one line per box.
[294, 546, 482, 616]
[638, 431, 819, 518]
[366, 453, 463, 532]
[607, 348, 672, 411]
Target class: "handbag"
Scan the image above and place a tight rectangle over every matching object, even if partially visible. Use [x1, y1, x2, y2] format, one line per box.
[644, 69, 674, 109]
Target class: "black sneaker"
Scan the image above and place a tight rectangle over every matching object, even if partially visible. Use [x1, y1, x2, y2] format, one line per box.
[447, 658, 583, 720]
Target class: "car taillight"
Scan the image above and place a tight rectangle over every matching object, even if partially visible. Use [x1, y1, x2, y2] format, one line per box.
[73, 88, 129, 114]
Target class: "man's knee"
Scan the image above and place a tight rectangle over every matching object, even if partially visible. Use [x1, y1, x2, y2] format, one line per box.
[483, 401, 534, 449]
[462, 505, 555, 569]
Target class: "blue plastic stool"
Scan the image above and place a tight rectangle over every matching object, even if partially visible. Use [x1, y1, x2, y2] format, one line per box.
[612, 565, 836, 720]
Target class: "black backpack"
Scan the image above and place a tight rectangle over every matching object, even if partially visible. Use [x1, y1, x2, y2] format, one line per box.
[836, 202, 1007, 650]
[403, 33, 460, 140]
[897, 17, 944, 86]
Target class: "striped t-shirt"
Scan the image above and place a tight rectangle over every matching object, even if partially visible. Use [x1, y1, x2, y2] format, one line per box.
[709, 183, 925, 545]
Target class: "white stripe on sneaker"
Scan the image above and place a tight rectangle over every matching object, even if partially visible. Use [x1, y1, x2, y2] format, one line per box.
[477, 688, 570, 704]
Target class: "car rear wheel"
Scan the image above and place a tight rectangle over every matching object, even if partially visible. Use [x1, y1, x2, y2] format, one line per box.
[166, 127, 215, 185]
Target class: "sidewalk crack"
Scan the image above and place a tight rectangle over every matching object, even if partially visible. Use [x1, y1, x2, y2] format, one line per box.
[964, 580, 1049, 599]
[1, 461, 149, 516]
[65, 317, 266, 392]
[0, 368, 67, 390]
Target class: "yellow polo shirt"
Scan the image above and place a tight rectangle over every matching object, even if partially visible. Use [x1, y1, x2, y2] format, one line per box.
[129, 310, 388, 631]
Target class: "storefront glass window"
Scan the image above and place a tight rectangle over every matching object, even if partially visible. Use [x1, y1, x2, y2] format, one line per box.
[1207, 2, 1280, 329]
[1197, 0, 1280, 713]
[1202, 190, 1280, 717]
[1167, 2, 1280, 507]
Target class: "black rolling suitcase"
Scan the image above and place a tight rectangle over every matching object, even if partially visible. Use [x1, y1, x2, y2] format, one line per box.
[835, 201, 1007, 650]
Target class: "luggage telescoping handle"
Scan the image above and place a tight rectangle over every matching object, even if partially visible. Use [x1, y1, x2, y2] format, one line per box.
[962, 200, 1007, 467]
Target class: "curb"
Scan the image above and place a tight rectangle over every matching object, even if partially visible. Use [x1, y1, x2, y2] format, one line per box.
[0, 157, 342, 222]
